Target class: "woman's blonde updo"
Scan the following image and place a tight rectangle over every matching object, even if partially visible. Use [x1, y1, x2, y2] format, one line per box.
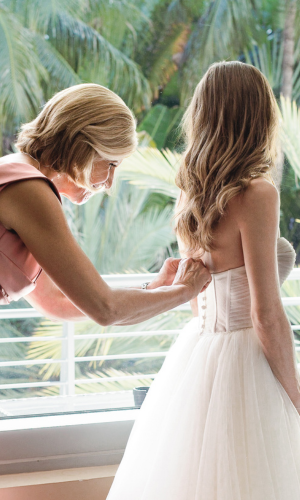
[175, 61, 279, 254]
[16, 83, 137, 190]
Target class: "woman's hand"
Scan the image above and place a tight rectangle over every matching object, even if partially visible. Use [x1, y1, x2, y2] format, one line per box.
[173, 258, 211, 299]
[147, 258, 181, 289]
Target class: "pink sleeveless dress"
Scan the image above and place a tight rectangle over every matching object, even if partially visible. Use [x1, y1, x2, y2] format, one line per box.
[0, 162, 61, 305]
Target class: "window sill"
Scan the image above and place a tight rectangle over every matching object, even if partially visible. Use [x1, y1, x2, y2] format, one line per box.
[0, 464, 118, 488]
[0, 409, 138, 475]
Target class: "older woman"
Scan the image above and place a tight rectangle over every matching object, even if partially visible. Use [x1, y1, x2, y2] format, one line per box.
[0, 83, 210, 324]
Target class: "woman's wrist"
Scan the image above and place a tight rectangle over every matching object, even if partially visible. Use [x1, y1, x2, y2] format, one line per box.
[141, 280, 190, 300]
[144, 279, 165, 290]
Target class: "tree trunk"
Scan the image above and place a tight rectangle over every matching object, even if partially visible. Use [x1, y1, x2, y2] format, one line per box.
[277, 0, 297, 188]
[282, 0, 297, 99]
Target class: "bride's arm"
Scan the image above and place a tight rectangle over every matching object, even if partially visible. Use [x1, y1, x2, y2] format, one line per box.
[235, 178, 300, 411]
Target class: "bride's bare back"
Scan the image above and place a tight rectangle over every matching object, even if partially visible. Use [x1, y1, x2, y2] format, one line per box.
[184, 177, 279, 274]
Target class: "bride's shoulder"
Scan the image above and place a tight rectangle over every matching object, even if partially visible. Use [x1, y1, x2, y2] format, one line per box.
[227, 177, 279, 225]
[232, 177, 278, 208]
[246, 176, 277, 192]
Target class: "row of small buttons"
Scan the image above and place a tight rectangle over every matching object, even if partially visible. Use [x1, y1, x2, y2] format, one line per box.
[199, 289, 207, 335]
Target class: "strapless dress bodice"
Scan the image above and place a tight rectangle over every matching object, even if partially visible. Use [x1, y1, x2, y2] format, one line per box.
[197, 237, 296, 334]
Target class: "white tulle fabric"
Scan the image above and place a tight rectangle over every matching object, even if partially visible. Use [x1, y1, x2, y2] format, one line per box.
[107, 237, 300, 500]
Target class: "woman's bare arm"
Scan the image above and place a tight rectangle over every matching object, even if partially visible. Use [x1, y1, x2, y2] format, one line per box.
[235, 178, 300, 410]
[26, 271, 87, 321]
[0, 180, 210, 325]
[26, 257, 184, 321]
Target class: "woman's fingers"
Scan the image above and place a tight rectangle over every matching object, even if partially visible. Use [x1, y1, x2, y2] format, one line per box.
[146, 258, 181, 289]
[173, 258, 211, 298]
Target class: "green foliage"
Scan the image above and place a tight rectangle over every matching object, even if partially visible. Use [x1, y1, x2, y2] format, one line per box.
[1, 0, 151, 137]
[119, 147, 180, 199]
[179, 0, 260, 103]
[137, 104, 183, 150]
[0, 3, 46, 128]
[245, 34, 300, 102]
[63, 179, 177, 273]
[280, 97, 300, 179]
[134, 0, 190, 96]
[279, 162, 300, 261]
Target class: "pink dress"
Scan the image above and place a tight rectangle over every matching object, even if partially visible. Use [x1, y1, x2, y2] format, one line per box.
[0, 162, 61, 305]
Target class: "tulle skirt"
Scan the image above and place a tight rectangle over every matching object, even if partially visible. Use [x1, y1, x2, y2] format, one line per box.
[107, 318, 300, 500]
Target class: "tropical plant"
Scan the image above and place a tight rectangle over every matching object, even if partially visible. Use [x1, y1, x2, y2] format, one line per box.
[245, 32, 300, 102]
[64, 178, 177, 272]
[137, 104, 184, 150]
[119, 147, 180, 199]
[0, 0, 151, 146]
[280, 96, 300, 180]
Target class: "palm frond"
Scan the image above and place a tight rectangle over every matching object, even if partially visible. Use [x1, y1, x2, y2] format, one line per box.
[245, 31, 300, 102]
[33, 33, 80, 95]
[10, 0, 151, 111]
[61, 180, 177, 274]
[84, 0, 149, 53]
[119, 147, 181, 199]
[280, 96, 300, 180]
[137, 104, 184, 150]
[245, 31, 283, 96]
[0, 4, 46, 124]
[146, 24, 189, 95]
[180, 0, 259, 102]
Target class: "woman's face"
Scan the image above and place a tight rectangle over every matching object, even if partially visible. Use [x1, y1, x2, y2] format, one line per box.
[54, 158, 121, 205]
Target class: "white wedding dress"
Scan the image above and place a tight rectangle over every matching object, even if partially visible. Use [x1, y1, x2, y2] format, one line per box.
[107, 237, 300, 500]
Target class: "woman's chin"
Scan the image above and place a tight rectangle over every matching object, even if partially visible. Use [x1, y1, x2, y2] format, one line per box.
[71, 191, 94, 205]
[78, 192, 94, 204]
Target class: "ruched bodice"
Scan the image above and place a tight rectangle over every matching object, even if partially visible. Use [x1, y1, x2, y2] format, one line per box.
[197, 237, 296, 334]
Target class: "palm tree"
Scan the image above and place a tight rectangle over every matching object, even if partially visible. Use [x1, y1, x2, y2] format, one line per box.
[282, 0, 297, 99]
[135, 1, 300, 190]
[0, 0, 152, 152]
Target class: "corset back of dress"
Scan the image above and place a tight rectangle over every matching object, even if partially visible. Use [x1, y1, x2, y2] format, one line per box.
[197, 237, 296, 334]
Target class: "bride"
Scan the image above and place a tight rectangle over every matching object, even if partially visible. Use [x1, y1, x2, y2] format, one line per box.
[107, 61, 300, 499]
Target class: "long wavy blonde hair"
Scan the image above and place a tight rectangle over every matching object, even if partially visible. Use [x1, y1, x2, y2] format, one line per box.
[175, 61, 279, 254]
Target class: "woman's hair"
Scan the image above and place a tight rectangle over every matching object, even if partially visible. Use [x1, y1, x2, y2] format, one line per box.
[175, 61, 279, 254]
[16, 83, 137, 190]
